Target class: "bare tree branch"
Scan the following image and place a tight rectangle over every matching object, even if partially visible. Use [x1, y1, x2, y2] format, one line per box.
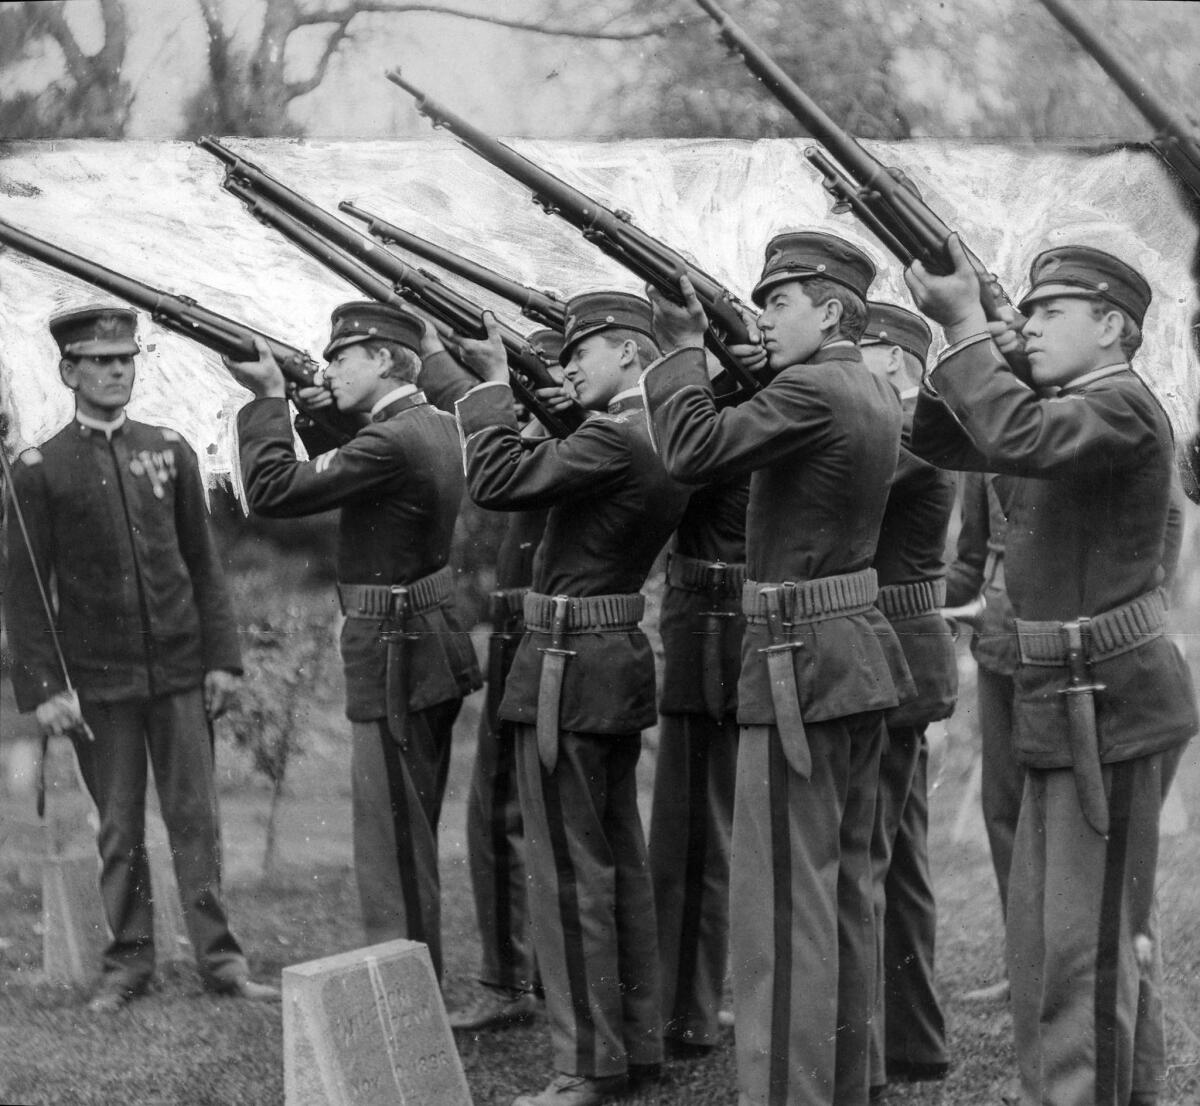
[290, 2, 695, 41]
[286, 16, 356, 98]
[26, 0, 89, 78]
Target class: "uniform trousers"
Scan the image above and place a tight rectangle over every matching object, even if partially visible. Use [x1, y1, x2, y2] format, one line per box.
[731, 712, 885, 1106]
[514, 725, 662, 1078]
[351, 698, 460, 977]
[465, 712, 535, 992]
[648, 711, 739, 1046]
[977, 667, 1023, 917]
[75, 688, 247, 991]
[868, 726, 947, 1086]
[1007, 746, 1184, 1106]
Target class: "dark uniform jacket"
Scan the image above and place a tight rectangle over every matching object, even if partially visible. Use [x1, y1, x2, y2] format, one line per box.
[641, 344, 914, 727]
[6, 418, 241, 710]
[457, 383, 690, 734]
[876, 398, 957, 728]
[946, 471, 1019, 676]
[658, 477, 748, 718]
[912, 338, 1197, 766]
[236, 394, 480, 722]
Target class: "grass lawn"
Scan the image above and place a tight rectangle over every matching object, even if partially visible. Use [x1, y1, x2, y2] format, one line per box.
[2, 640, 1198, 1105]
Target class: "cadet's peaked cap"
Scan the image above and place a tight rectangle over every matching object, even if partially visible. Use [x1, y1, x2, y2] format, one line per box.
[751, 231, 876, 307]
[526, 327, 565, 365]
[862, 302, 933, 365]
[49, 305, 140, 357]
[1017, 246, 1151, 327]
[323, 301, 423, 360]
[559, 291, 657, 366]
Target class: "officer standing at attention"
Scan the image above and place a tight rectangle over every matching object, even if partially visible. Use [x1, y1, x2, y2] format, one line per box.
[643, 232, 913, 1106]
[858, 302, 955, 1097]
[225, 303, 481, 978]
[5, 305, 278, 1012]
[453, 296, 690, 1106]
[907, 237, 1197, 1106]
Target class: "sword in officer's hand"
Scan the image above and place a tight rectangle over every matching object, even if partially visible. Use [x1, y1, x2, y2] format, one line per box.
[0, 445, 94, 817]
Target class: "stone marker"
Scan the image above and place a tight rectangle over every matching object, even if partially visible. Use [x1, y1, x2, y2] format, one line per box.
[42, 852, 106, 983]
[284, 939, 472, 1106]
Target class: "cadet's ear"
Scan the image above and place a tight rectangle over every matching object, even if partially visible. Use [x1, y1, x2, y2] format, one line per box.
[886, 345, 905, 376]
[372, 344, 394, 377]
[59, 357, 79, 391]
[819, 296, 844, 334]
[1095, 308, 1124, 350]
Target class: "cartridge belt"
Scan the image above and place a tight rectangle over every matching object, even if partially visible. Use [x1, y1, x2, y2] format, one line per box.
[337, 565, 454, 620]
[665, 554, 747, 597]
[742, 567, 878, 623]
[1015, 588, 1166, 666]
[488, 587, 530, 625]
[523, 591, 645, 634]
[876, 578, 946, 621]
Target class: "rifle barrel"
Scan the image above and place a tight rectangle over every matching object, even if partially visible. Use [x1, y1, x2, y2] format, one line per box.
[339, 201, 567, 331]
[386, 68, 761, 397]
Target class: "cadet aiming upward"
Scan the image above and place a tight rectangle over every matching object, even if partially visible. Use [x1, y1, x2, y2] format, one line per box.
[225, 303, 482, 978]
[907, 236, 1196, 1106]
[643, 233, 913, 1106]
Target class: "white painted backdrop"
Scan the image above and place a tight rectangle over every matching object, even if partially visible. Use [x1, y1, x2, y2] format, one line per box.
[1, 137, 1196, 480]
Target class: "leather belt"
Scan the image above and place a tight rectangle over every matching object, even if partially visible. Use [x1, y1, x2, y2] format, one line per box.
[1014, 589, 1166, 839]
[876, 578, 946, 621]
[526, 590, 645, 771]
[337, 566, 454, 747]
[523, 591, 645, 633]
[666, 553, 747, 597]
[1014, 588, 1166, 666]
[487, 587, 530, 626]
[668, 555, 745, 720]
[744, 568, 879, 778]
[486, 587, 529, 733]
[337, 565, 454, 620]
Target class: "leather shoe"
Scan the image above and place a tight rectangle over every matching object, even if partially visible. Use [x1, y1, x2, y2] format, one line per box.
[87, 984, 141, 1014]
[961, 978, 1010, 1004]
[215, 978, 282, 1002]
[448, 986, 537, 1031]
[512, 1072, 628, 1106]
[665, 1037, 715, 1061]
[627, 1062, 662, 1088]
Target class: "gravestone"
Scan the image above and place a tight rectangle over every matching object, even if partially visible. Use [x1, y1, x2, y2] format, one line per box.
[42, 853, 106, 982]
[284, 939, 471, 1106]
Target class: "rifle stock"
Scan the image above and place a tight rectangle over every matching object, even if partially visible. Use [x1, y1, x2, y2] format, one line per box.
[694, 0, 1030, 377]
[338, 201, 568, 331]
[1039, 0, 1200, 205]
[0, 215, 357, 448]
[209, 161, 583, 438]
[386, 69, 762, 400]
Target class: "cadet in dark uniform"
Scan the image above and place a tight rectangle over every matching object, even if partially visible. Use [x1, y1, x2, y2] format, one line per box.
[907, 238, 1197, 1106]
[5, 305, 277, 1012]
[642, 233, 913, 1106]
[225, 303, 481, 978]
[945, 470, 1022, 1003]
[648, 473, 747, 1055]
[453, 296, 690, 1106]
[858, 303, 955, 1095]
[418, 325, 562, 1030]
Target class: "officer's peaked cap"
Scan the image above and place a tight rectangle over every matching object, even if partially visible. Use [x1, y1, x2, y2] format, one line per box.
[1017, 246, 1151, 327]
[559, 291, 658, 366]
[323, 301, 424, 360]
[50, 305, 140, 357]
[862, 301, 933, 365]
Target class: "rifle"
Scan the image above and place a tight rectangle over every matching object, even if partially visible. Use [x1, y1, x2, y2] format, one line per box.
[0, 216, 358, 449]
[338, 201, 567, 331]
[209, 165, 584, 438]
[386, 70, 762, 400]
[692, 0, 1029, 374]
[1039, 0, 1200, 205]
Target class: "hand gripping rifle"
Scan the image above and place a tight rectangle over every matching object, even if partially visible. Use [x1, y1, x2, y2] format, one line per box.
[692, 0, 1030, 377]
[201, 154, 584, 438]
[385, 70, 762, 401]
[338, 201, 567, 332]
[0, 217, 358, 450]
[1039, 0, 1200, 207]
